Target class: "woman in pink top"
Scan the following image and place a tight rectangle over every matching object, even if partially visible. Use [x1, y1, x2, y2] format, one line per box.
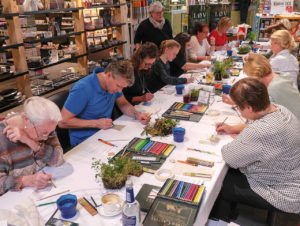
[208, 17, 233, 50]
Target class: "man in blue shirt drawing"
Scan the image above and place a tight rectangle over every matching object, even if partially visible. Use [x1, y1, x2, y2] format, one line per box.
[59, 60, 150, 146]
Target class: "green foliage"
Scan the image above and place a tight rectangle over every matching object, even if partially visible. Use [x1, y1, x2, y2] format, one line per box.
[247, 31, 256, 43]
[238, 45, 251, 54]
[213, 61, 229, 78]
[144, 118, 177, 136]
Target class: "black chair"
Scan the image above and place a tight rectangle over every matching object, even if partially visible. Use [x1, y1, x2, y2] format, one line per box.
[267, 209, 300, 226]
[48, 90, 72, 153]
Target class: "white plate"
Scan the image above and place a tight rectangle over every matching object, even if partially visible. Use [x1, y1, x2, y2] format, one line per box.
[98, 206, 122, 217]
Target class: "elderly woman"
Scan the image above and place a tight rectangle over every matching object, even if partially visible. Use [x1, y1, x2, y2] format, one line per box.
[170, 32, 210, 77]
[0, 97, 64, 195]
[208, 17, 233, 51]
[123, 42, 158, 104]
[210, 78, 300, 222]
[270, 30, 299, 87]
[223, 53, 300, 121]
[189, 23, 215, 62]
[134, 1, 173, 49]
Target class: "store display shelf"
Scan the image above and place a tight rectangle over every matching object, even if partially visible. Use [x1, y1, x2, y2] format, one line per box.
[0, 13, 19, 18]
[24, 31, 85, 44]
[0, 42, 24, 52]
[88, 41, 126, 53]
[28, 53, 87, 71]
[0, 101, 22, 114]
[86, 3, 126, 9]
[21, 7, 84, 16]
[0, 71, 28, 82]
[85, 23, 126, 32]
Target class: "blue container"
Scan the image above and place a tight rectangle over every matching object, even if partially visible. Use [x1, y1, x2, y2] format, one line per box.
[57, 194, 77, 219]
[222, 85, 232, 95]
[172, 127, 185, 142]
[175, 85, 184, 95]
[227, 50, 233, 57]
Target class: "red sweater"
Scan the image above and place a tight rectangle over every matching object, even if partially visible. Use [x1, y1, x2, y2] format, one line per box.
[208, 29, 227, 46]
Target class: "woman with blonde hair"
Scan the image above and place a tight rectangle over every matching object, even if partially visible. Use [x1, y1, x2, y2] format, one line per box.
[270, 30, 299, 86]
[208, 17, 233, 50]
[148, 39, 194, 93]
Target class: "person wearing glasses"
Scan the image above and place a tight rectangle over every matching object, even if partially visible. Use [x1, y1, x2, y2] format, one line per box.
[134, 1, 173, 50]
[0, 97, 64, 195]
[170, 32, 210, 78]
[208, 17, 233, 51]
[189, 23, 215, 62]
[59, 60, 150, 147]
[210, 78, 300, 222]
[123, 42, 158, 105]
[223, 53, 300, 122]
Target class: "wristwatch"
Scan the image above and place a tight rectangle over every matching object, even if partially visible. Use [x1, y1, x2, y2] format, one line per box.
[133, 111, 138, 120]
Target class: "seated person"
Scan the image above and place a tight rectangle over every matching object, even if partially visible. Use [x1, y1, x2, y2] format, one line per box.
[188, 23, 215, 62]
[210, 78, 300, 222]
[148, 39, 194, 93]
[59, 60, 150, 146]
[223, 53, 300, 121]
[170, 32, 210, 77]
[269, 30, 299, 87]
[123, 42, 158, 105]
[208, 17, 233, 51]
[0, 97, 64, 195]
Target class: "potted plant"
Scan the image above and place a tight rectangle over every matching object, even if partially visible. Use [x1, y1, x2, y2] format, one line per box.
[237, 45, 251, 55]
[247, 31, 256, 45]
[213, 61, 228, 81]
[144, 118, 177, 136]
[91, 157, 143, 189]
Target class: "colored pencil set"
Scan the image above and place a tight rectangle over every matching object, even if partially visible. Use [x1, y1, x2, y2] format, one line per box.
[128, 138, 175, 157]
[173, 102, 207, 113]
[159, 179, 205, 205]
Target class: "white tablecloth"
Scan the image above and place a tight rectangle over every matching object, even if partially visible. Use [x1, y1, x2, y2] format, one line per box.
[0, 79, 245, 225]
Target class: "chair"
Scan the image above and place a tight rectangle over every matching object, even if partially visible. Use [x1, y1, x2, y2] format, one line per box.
[48, 90, 71, 153]
[267, 209, 300, 226]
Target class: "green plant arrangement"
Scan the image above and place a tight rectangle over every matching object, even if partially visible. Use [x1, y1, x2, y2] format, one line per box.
[247, 31, 256, 44]
[91, 157, 143, 189]
[238, 45, 251, 54]
[143, 118, 177, 136]
[213, 61, 229, 80]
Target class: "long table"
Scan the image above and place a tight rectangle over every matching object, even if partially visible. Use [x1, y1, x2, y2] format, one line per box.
[0, 77, 245, 225]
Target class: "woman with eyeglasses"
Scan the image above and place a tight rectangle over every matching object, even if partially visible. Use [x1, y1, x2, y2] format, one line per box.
[208, 17, 233, 51]
[189, 22, 215, 62]
[123, 42, 158, 105]
[170, 32, 210, 77]
[134, 1, 173, 50]
[210, 78, 300, 222]
[0, 97, 64, 195]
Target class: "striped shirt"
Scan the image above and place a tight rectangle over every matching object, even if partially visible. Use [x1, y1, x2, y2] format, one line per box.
[0, 122, 64, 195]
[222, 105, 300, 213]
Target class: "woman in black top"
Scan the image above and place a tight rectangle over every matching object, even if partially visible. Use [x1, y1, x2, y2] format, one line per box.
[148, 40, 194, 93]
[123, 42, 158, 105]
[134, 1, 173, 49]
[170, 32, 210, 77]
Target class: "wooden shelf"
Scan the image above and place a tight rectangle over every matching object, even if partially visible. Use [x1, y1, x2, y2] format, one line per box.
[0, 12, 19, 18]
[0, 42, 24, 51]
[87, 41, 126, 53]
[85, 23, 126, 32]
[85, 3, 126, 9]
[0, 71, 28, 82]
[24, 31, 85, 44]
[21, 7, 84, 16]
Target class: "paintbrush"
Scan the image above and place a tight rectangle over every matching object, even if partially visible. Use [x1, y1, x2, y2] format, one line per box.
[183, 172, 212, 179]
[34, 159, 56, 188]
[210, 117, 228, 141]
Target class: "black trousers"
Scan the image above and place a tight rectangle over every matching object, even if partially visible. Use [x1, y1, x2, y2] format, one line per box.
[239, 0, 251, 24]
[209, 168, 275, 222]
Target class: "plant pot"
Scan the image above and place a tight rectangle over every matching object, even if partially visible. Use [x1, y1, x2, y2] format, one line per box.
[129, 168, 144, 177]
[214, 72, 222, 81]
[102, 176, 127, 189]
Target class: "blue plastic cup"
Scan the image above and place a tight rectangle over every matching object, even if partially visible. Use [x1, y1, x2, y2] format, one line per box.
[175, 85, 184, 95]
[222, 85, 232, 95]
[227, 50, 233, 56]
[239, 40, 242, 45]
[57, 194, 77, 219]
[172, 127, 185, 142]
[252, 47, 258, 53]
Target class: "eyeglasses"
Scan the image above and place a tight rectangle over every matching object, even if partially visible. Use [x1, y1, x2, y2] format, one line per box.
[153, 10, 164, 15]
[144, 61, 153, 67]
[32, 123, 56, 140]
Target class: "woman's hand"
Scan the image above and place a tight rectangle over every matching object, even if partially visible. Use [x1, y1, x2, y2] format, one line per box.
[137, 112, 151, 125]
[22, 173, 52, 190]
[222, 94, 234, 105]
[3, 125, 28, 144]
[210, 37, 216, 46]
[186, 77, 195, 83]
[216, 123, 236, 134]
[141, 93, 154, 102]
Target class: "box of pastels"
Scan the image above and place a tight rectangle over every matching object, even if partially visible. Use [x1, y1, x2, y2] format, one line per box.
[162, 102, 208, 122]
[143, 178, 205, 226]
[113, 137, 176, 170]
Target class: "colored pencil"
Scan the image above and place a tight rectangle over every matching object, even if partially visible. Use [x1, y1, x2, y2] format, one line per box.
[98, 139, 117, 147]
[169, 181, 179, 197]
[37, 201, 56, 207]
[177, 160, 197, 166]
[190, 185, 199, 202]
[194, 186, 204, 203]
[176, 181, 184, 198]
[186, 184, 195, 201]
[181, 183, 189, 198]
[187, 147, 216, 155]
[163, 180, 174, 196]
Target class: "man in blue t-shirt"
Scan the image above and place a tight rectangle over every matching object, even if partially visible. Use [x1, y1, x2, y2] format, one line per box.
[59, 60, 150, 146]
